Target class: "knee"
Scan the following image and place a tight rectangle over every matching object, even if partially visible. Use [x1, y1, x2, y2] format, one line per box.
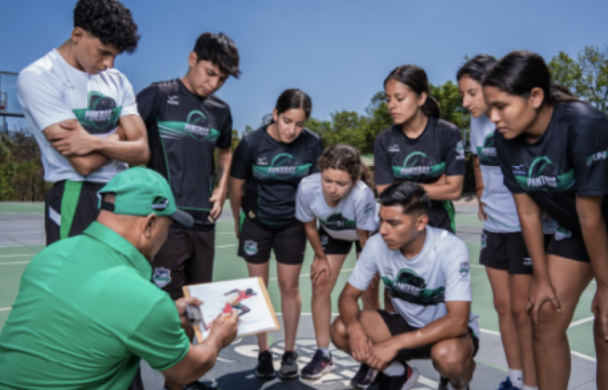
[431, 344, 469, 379]
[330, 317, 348, 347]
[312, 278, 332, 297]
[279, 283, 300, 300]
[533, 304, 569, 337]
[510, 303, 531, 327]
[493, 296, 512, 318]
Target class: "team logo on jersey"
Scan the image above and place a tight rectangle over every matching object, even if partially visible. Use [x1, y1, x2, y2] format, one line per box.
[512, 157, 575, 191]
[388, 144, 401, 153]
[167, 95, 179, 106]
[364, 203, 375, 214]
[459, 262, 470, 278]
[72, 91, 122, 135]
[243, 240, 258, 256]
[256, 157, 269, 166]
[152, 267, 172, 288]
[321, 213, 356, 231]
[392, 152, 446, 180]
[252, 153, 312, 180]
[382, 268, 445, 305]
[158, 110, 221, 142]
[586, 148, 608, 166]
[477, 133, 498, 165]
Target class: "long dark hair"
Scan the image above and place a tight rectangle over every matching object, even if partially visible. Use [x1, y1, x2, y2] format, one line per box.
[265, 89, 312, 125]
[482, 51, 578, 106]
[384, 65, 440, 118]
[318, 145, 373, 189]
[457, 54, 497, 83]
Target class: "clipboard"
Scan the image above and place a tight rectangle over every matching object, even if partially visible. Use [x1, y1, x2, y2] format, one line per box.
[183, 277, 281, 343]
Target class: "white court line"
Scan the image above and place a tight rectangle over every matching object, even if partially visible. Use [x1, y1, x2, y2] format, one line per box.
[0, 254, 34, 258]
[0, 243, 45, 248]
[268, 268, 354, 282]
[0, 307, 11, 312]
[569, 316, 594, 328]
[0, 261, 30, 266]
[216, 244, 238, 249]
[0, 231, 45, 235]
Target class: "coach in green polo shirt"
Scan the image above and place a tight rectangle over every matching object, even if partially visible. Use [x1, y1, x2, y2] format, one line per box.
[0, 167, 238, 389]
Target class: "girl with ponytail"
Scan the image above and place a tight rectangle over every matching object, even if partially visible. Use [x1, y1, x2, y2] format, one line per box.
[374, 65, 465, 233]
[483, 50, 608, 390]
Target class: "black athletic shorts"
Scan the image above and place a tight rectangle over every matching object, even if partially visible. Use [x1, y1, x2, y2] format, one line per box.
[151, 228, 215, 300]
[238, 217, 306, 265]
[319, 226, 362, 255]
[546, 225, 590, 263]
[45, 180, 105, 245]
[377, 310, 479, 361]
[480, 230, 552, 275]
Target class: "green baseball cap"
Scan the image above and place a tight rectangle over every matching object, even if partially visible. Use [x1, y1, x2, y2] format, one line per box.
[98, 167, 193, 227]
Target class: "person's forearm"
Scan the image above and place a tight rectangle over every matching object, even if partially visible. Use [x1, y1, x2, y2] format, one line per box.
[472, 156, 484, 199]
[93, 135, 150, 166]
[518, 207, 549, 280]
[577, 200, 608, 286]
[304, 221, 326, 258]
[68, 153, 109, 176]
[229, 178, 244, 222]
[216, 150, 232, 198]
[338, 292, 363, 330]
[421, 175, 463, 201]
[393, 312, 469, 350]
[187, 334, 223, 381]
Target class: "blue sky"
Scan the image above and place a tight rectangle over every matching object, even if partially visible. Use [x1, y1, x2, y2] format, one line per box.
[1, 0, 607, 133]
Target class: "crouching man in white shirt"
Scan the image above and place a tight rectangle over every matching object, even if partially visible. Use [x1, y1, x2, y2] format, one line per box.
[330, 182, 479, 390]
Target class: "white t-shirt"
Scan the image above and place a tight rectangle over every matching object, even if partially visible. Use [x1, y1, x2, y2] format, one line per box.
[348, 227, 480, 335]
[470, 115, 557, 234]
[17, 49, 139, 183]
[296, 173, 378, 241]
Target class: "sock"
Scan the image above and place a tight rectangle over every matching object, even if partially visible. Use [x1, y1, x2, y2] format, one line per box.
[509, 369, 523, 388]
[522, 386, 538, 390]
[319, 347, 330, 358]
[382, 361, 405, 377]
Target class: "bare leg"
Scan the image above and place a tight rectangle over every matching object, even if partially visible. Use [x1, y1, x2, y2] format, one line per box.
[510, 274, 536, 387]
[277, 261, 303, 352]
[311, 254, 348, 348]
[486, 267, 522, 371]
[595, 315, 608, 390]
[431, 336, 476, 390]
[330, 310, 393, 356]
[533, 255, 593, 390]
[246, 261, 271, 351]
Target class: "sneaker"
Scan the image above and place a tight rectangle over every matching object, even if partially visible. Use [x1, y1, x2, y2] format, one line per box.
[497, 377, 519, 390]
[279, 351, 299, 379]
[368, 363, 419, 390]
[301, 349, 335, 379]
[255, 350, 276, 379]
[350, 363, 377, 389]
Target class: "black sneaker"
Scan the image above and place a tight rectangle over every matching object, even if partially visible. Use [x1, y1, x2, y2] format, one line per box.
[350, 363, 377, 389]
[279, 351, 299, 379]
[301, 349, 334, 379]
[255, 350, 276, 379]
[367, 363, 419, 390]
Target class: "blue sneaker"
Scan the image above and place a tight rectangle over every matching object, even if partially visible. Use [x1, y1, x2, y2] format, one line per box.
[497, 377, 520, 390]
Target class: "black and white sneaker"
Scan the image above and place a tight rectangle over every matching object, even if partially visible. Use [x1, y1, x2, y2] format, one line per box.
[255, 350, 276, 379]
[279, 351, 299, 379]
[350, 363, 377, 388]
[367, 363, 419, 390]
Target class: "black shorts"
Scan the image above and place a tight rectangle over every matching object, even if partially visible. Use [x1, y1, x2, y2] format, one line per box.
[238, 217, 306, 265]
[377, 310, 479, 361]
[151, 228, 215, 300]
[319, 226, 362, 255]
[479, 230, 552, 275]
[546, 226, 590, 262]
[45, 180, 105, 245]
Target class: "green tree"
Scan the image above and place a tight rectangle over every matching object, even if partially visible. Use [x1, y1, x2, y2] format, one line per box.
[230, 129, 241, 151]
[430, 80, 470, 130]
[243, 125, 255, 136]
[548, 51, 583, 92]
[577, 45, 608, 113]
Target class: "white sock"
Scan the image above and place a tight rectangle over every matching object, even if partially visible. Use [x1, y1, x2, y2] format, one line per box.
[383, 361, 405, 377]
[319, 347, 330, 358]
[522, 386, 538, 390]
[509, 369, 523, 388]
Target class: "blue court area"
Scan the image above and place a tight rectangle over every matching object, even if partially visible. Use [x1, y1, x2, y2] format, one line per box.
[0, 201, 596, 389]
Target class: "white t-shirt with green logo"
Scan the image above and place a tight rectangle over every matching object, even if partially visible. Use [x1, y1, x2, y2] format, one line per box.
[17, 49, 139, 183]
[296, 173, 378, 241]
[348, 226, 480, 335]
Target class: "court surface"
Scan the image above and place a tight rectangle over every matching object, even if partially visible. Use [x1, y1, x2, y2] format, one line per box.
[0, 200, 597, 389]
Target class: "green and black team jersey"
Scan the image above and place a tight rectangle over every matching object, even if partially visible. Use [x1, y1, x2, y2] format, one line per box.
[496, 101, 608, 236]
[137, 79, 232, 231]
[231, 125, 324, 228]
[374, 117, 466, 232]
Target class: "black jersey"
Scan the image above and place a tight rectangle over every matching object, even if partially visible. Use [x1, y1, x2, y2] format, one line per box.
[374, 117, 466, 232]
[137, 79, 232, 231]
[231, 125, 324, 228]
[496, 101, 608, 235]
